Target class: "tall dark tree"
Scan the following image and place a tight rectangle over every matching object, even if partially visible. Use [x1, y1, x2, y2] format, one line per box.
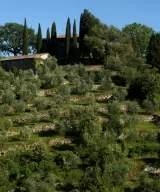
[65, 17, 71, 60]
[79, 13, 83, 55]
[46, 28, 50, 53]
[23, 18, 28, 55]
[36, 23, 42, 53]
[72, 19, 77, 62]
[47, 28, 50, 40]
[79, 9, 98, 57]
[51, 22, 57, 56]
[146, 32, 160, 70]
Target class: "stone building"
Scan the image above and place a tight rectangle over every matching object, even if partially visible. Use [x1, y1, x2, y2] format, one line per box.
[42, 34, 79, 58]
[1, 53, 49, 73]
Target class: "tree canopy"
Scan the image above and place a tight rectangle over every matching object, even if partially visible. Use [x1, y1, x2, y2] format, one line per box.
[123, 22, 155, 57]
[146, 32, 160, 70]
[0, 23, 36, 55]
[0, 22, 36, 56]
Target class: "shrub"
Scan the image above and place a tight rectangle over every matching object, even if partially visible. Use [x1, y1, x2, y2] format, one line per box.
[107, 101, 120, 116]
[12, 100, 26, 114]
[2, 119, 13, 130]
[19, 85, 35, 102]
[112, 87, 128, 101]
[143, 98, 159, 114]
[45, 56, 57, 70]
[126, 101, 139, 114]
[34, 98, 48, 110]
[1, 90, 15, 105]
[0, 104, 9, 116]
[19, 127, 31, 141]
[85, 93, 96, 105]
[72, 79, 89, 95]
[58, 84, 71, 102]
[54, 151, 81, 170]
[48, 107, 61, 120]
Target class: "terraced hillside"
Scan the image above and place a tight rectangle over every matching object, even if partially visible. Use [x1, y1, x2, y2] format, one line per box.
[0, 57, 159, 191]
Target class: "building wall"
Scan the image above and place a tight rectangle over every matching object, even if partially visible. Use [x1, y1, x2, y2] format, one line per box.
[2, 58, 36, 73]
[42, 37, 79, 58]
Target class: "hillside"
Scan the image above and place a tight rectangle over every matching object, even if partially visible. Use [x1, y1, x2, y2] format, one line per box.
[0, 56, 159, 191]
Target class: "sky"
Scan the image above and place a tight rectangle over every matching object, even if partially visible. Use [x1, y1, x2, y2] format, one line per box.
[0, 0, 160, 37]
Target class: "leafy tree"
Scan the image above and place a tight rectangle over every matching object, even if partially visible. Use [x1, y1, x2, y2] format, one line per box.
[84, 22, 108, 62]
[51, 22, 57, 56]
[65, 17, 71, 60]
[0, 22, 36, 55]
[79, 9, 99, 56]
[123, 22, 154, 57]
[146, 32, 160, 70]
[36, 23, 42, 53]
[23, 18, 28, 55]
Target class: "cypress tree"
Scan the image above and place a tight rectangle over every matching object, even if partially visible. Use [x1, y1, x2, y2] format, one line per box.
[37, 23, 42, 53]
[46, 28, 50, 53]
[47, 27, 50, 40]
[72, 19, 77, 62]
[79, 9, 97, 56]
[65, 17, 71, 59]
[51, 22, 57, 55]
[23, 18, 28, 55]
[79, 13, 83, 56]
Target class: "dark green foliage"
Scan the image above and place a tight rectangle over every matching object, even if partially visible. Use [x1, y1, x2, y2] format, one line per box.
[23, 18, 28, 55]
[36, 23, 42, 53]
[134, 173, 160, 192]
[143, 98, 159, 114]
[126, 101, 139, 114]
[12, 100, 26, 114]
[34, 98, 48, 110]
[1, 90, 15, 105]
[2, 119, 13, 130]
[51, 22, 57, 55]
[0, 12, 160, 192]
[146, 32, 160, 70]
[79, 9, 98, 56]
[128, 72, 160, 101]
[0, 104, 9, 116]
[72, 19, 77, 63]
[46, 27, 50, 53]
[65, 17, 71, 60]
[112, 87, 128, 101]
